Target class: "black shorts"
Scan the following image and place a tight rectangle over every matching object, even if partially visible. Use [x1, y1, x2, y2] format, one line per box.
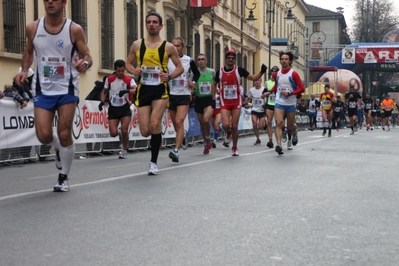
[108, 104, 131, 120]
[333, 112, 341, 120]
[384, 111, 392, 118]
[364, 109, 372, 114]
[348, 108, 357, 117]
[168, 95, 191, 111]
[194, 96, 213, 114]
[266, 104, 275, 111]
[251, 110, 266, 118]
[371, 111, 378, 117]
[135, 83, 169, 107]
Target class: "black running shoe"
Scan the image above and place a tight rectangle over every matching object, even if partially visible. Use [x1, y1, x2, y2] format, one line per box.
[54, 148, 62, 170]
[266, 141, 274, 148]
[275, 144, 284, 155]
[292, 133, 298, 146]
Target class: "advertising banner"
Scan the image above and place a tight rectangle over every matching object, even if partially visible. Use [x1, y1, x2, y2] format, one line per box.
[355, 47, 399, 64]
[1, 98, 253, 150]
[0, 100, 178, 149]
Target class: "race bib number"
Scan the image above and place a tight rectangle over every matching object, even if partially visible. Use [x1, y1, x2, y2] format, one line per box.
[385, 105, 391, 111]
[366, 103, 372, 109]
[323, 100, 331, 107]
[141, 66, 161, 86]
[41, 57, 67, 83]
[215, 100, 220, 109]
[171, 77, 185, 92]
[268, 94, 276, 104]
[111, 93, 126, 107]
[309, 105, 316, 112]
[349, 102, 356, 108]
[253, 97, 264, 107]
[199, 82, 211, 96]
[223, 85, 237, 99]
[334, 107, 341, 112]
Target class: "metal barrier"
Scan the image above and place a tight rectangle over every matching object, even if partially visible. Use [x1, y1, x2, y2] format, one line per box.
[0, 146, 37, 165]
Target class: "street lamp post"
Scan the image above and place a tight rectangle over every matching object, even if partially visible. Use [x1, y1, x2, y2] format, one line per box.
[288, 29, 326, 89]
[245, 0, 257, 27]
[308, 30, 326, 87]
[325, 49, 340, 64]
[284, 1, 298, 21]
[288, 29, 308, 88]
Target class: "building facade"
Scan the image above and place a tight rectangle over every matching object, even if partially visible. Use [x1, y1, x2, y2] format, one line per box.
[305, 4, 351, 66]
[0, 0, 311, 97]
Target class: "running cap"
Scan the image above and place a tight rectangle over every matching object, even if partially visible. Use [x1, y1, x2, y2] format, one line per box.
[225, 49, 237, 58]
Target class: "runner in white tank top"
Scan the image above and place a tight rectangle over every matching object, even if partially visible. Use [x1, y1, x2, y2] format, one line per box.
[167, 37, 199, 163]
[265, 52, 304, 155]
[14, 0, 92, 192]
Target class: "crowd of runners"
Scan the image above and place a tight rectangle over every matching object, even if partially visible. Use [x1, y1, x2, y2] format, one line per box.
[11, 2, 397, 192]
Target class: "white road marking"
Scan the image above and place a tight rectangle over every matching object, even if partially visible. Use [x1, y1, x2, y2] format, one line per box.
[0, 133, 350, 202]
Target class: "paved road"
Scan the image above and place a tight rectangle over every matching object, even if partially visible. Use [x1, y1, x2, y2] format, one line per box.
[1, 128, 399, 266]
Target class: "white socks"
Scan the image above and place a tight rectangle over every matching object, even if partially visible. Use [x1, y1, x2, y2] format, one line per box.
[49, 133, 60, 150]
[59, 144, 75, 175]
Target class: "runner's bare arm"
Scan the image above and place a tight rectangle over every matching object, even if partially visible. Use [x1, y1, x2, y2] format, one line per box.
[166, 42, 184, 81]
[212, 81, 217, 100]
[246, 64, 267, 81]
[72, 23, 92, 71]
[15, 22, 37, 86]
[126, 40, 142, 77]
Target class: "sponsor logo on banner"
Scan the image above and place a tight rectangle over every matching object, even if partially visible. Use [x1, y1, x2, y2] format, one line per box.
[341, 48, 355, 64]
[355, 47, 399, 64]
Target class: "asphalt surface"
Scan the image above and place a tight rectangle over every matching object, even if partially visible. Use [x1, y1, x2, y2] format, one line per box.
[1, 127, 399, 266]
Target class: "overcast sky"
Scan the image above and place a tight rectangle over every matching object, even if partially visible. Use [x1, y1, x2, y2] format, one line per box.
[305, 0, 356, 29]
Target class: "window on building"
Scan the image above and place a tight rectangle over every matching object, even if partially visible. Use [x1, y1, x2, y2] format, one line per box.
[166, 18, 175, 42]
[205, 38, 211, 67]
[101, 0, 114, 70]
[34, 0, 38, 20]
[71, 0, 87, 38]
[313, 22, 320, 33]
[126, 1, 138, 56]
[237, 1, 241, 14]
[194, 33, 200, 57]
[3, 0, 26, 54]
[215, 42, 221, 70]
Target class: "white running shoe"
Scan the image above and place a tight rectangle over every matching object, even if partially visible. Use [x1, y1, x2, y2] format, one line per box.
[148, 162, 159, 175]
[119, 150, 127, 159]
[53, 174, 69, 192]
[287, 141, 293, 150]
